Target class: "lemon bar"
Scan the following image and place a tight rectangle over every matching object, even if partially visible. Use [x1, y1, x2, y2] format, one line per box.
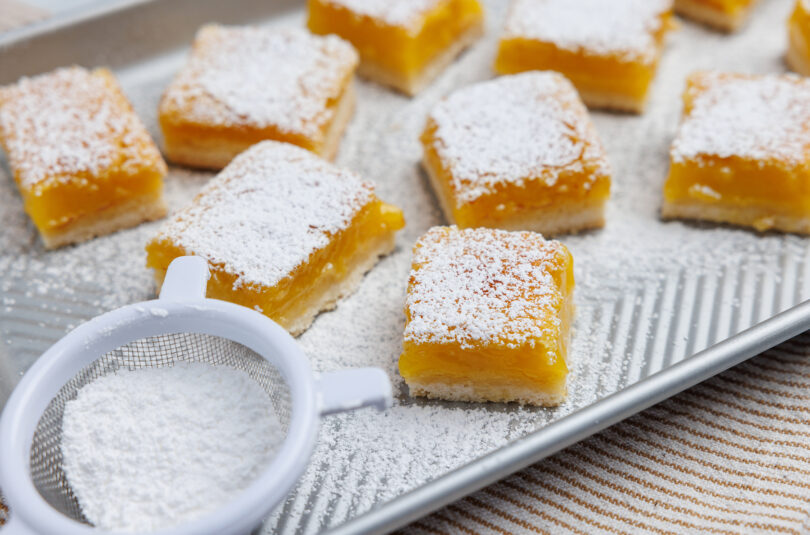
[494, 0, 676, 113]
[399, 226, 574, 406]
[146, 141, 404, 335]
[788, 1, 810, 76]
[0, 66, 167, 249]
[663, 72, 810, 234]
[158, 25, 358, 169]
[674, 0, 759, 32]
[421, 72, 611, 235]
[307, 0, 485, 96]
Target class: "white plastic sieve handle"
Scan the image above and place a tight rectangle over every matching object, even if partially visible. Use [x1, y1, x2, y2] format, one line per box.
[316, 368, 393, 416]
[157, 257, 394, 416]
[159, 256, 210, 301]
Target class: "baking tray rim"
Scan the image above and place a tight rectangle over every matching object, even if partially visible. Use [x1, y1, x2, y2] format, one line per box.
[0, 0, 154, 48]
[1, 2, 810, 534]
[325, 301, 810, 534]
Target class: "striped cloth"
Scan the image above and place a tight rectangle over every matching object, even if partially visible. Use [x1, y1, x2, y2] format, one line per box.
[402, 334, 810, 535]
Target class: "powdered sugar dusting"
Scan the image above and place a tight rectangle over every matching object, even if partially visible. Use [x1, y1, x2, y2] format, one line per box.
[503, 0, 673, 63]
[0, 1, 806, 533]
[404, 226, 568, 350]
[426, 72, 610, 206]
[319, 0, 443, 31]
[0, 66, 165, 190]
[671, 72, 810, 166]
[151, 141, 374, 288]
[160, 26, 358, 139]
[61, 362, 282, 532]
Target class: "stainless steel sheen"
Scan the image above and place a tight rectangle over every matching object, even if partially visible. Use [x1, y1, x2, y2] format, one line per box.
[326, 301, 810, 534]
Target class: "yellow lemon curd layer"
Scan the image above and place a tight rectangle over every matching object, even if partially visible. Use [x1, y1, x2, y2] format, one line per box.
[0, 67, 166, 237]
[494, 2, 676, 111]
[664, 159, 810, 220]
[495, 40, 658, 107]
[399, 227, 574, 404]
[307, 0, 484, 82]
[421, 121, 611, 229]
[663, 71, 810, 233]
[146, 200, 404, 331]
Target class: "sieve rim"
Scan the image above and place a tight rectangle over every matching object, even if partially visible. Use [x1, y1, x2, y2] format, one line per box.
[0, 298, 320, 535]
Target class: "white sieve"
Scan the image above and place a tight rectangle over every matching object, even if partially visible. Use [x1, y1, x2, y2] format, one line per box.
[0, 256, 392, 535]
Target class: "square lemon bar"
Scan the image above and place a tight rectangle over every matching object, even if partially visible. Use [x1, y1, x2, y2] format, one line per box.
[494, 0, 676, 113]
[146, 141, 405, 335]
[0, 66, 167, 249]
[158, 25, 358, 169]
[421, 72, 611, 235]
[788, 1, 810, 76]
[399, 226, 574, 406]
[663, 72, 810, 234]
[307, 0, 485, 96]
[674, 0, 759, 32]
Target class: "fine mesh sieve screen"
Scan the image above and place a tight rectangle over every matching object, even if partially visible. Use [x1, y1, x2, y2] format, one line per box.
[28, 332, 293, 524]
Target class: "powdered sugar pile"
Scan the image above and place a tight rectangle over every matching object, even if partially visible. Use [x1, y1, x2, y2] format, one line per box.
[503, 0, 673, 63]
[160, 26, 358, 138]
[319, 0, 443, 32]
[671, 72, 810, 166]
[0, 66, 164, 189]
[150, 141, 374, 289]
[404, 226, 567, 349]
[61, 362, 283, 532]
[427, 72, 610, 205]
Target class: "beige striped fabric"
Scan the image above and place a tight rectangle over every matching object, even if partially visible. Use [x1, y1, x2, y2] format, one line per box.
[402, 334, 810, 535]
[0, 0, 48, 32]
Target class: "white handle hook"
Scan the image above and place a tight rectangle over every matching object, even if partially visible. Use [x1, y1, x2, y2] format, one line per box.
[317, 368, 393, 416]
[159, 256, 210, 301]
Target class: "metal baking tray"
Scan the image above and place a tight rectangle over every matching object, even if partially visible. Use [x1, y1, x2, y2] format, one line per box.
[2, 0, 809, 533]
